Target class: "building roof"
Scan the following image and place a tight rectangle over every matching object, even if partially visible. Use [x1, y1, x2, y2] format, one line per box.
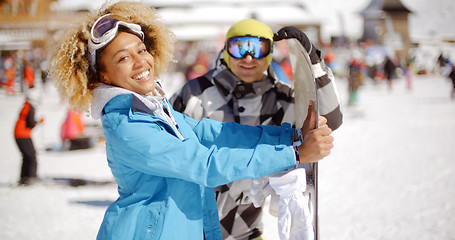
[382, 0, 412, 13]
[360, 0, 411, 17]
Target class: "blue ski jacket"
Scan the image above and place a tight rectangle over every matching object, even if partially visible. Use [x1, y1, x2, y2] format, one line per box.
[93, 85, 296, 240]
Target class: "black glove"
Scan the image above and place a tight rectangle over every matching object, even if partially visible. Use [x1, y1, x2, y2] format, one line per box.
[273, 26, 321, 64]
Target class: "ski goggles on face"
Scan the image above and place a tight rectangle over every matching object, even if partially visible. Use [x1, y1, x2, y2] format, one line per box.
[226, 36, 272, 59]
[88, 14, 144, 72]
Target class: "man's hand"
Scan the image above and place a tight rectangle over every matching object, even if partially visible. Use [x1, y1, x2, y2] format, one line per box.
[273, 26, 321, 64]
[297, 116, 334, 163]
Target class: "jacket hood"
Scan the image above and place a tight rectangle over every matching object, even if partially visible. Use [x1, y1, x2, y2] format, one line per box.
[90, 83, 165, 120]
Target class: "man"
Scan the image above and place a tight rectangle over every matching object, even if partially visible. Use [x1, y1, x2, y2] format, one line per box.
[171, 19, 342, 239]
[14, 95, 43, 185]
[384, 56, 396, 89]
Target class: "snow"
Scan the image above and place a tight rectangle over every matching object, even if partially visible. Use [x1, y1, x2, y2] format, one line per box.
[318, 75, 455, 239]
[1, 72, 455, 239]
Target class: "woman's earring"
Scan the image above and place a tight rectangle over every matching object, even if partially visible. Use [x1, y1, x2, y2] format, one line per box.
[101, 76, 110, 85]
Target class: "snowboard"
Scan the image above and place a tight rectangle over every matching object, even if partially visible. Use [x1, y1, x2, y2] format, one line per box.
[287, 38, 320, 240]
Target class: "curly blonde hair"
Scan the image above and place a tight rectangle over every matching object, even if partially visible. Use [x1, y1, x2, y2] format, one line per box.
[49, 1, 175, 112]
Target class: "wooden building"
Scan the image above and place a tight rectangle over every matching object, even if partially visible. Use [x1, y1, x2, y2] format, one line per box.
[360, 0, 412, 63]
[0, 0, 87, 53]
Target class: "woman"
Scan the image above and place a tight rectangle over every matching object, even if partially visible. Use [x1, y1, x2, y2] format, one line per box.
[49, 2, 333, 239]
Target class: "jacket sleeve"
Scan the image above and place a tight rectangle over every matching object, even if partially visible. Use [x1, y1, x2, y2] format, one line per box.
[169, 84, 189, 113]
[273, 26, 342, 130]
[102, 111, 296, 188]
[25, 102, 38, 129]
[316, 61, 343, 130]
[169, 75, 210, 121]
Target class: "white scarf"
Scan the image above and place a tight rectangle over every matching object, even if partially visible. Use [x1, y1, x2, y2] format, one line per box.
[91, 82, 184, 140]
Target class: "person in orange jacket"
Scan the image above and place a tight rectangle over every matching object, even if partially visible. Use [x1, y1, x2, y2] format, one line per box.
[24, 62, 35, 89]
[14, 97, 43, 185]
[4, 55, 16, 95]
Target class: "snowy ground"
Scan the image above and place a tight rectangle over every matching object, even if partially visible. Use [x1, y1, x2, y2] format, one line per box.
[1, 73, 454, 239]
[318, 74, 455, 240]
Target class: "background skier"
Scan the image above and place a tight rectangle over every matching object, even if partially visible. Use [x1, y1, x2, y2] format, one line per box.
[14, 93, 43, 185]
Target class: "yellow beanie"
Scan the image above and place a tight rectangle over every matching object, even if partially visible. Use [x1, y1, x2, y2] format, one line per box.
[224, 19, 274, 68]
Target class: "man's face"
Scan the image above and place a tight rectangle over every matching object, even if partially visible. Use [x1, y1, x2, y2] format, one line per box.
[229, 54, 268, 83]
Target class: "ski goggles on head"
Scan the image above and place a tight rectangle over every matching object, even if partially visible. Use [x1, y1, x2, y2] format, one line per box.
[226, 36, 272, 59]
[88, 14, 145, 72]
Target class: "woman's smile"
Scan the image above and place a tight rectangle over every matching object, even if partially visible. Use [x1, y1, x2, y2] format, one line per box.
[99, 32, 156, 95]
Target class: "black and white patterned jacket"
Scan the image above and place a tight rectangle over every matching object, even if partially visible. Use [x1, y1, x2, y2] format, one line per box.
[170, 57, 342, 239]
